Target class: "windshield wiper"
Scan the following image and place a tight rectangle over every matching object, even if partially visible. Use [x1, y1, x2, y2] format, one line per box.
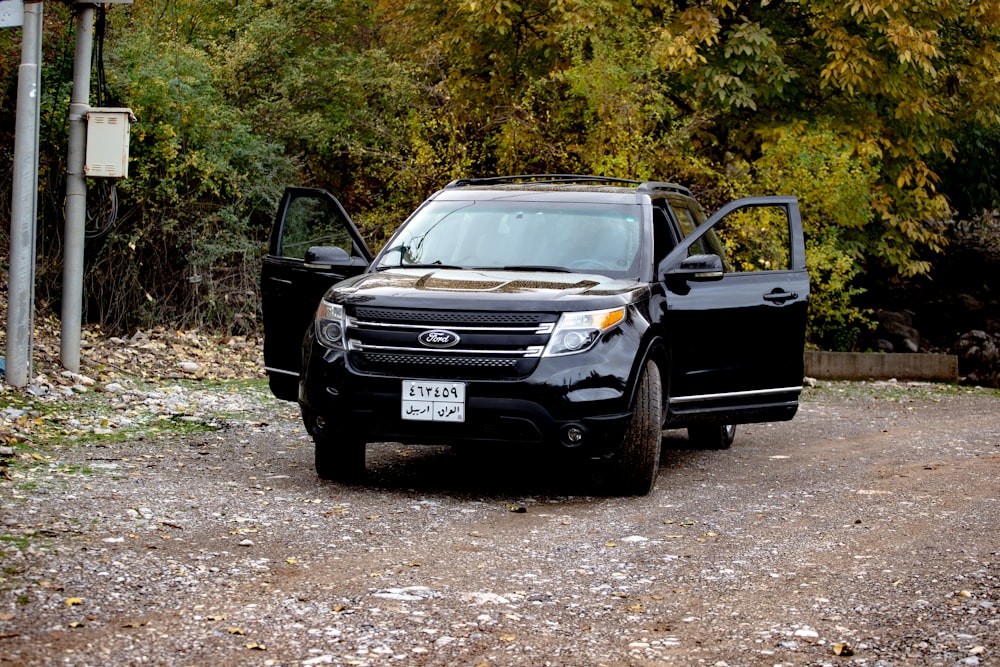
[493, 265, 573, 273]
[400, 262, 466, 270]
[375, 259, 466, 271]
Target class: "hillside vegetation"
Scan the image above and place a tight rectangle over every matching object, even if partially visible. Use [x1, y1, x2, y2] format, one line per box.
[2, 0, 999, 352]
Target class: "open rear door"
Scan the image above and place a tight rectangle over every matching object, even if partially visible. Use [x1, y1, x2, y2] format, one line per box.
[262, 187, 371, 401]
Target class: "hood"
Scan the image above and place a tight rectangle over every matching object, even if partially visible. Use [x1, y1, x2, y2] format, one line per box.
[332, 268, 647, 310]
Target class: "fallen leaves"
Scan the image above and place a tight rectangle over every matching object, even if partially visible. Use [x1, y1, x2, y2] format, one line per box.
[833, 642, 854, 656]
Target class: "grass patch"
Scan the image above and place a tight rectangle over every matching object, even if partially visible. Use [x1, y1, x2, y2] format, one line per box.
[0, 535, 32, 551]
[0, 377, 280, 452]
[803, 380, 999, 403]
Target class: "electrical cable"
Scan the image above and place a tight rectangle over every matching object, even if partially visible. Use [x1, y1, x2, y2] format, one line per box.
[85, 4, 119, 241]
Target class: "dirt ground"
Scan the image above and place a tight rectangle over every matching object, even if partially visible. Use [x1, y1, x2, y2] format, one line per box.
[0, 380, 998, 666]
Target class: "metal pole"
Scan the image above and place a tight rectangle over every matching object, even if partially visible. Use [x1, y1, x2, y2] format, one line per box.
[6, 0, 45, 388]
[61, 3, 94, 373]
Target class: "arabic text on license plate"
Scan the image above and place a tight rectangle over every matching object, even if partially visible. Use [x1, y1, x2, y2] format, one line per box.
[401, 380, 466, 422]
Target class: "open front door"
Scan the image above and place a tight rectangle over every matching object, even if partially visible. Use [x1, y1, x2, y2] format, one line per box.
[262, 187, 371, 401]
[661, 196, 809, 423]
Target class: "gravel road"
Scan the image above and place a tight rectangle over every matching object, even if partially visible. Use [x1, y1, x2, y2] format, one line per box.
[1, 380, 998, 666]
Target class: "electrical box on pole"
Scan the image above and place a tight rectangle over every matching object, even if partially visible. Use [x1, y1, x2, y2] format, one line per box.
[0, 0, 24, 28]
[84, 107, 133, 178]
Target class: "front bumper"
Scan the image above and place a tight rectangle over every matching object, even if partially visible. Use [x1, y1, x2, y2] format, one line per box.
[299, 342, 638, 456]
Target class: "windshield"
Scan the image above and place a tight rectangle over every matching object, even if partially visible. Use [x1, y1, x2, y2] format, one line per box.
[375, 200, 643, 277]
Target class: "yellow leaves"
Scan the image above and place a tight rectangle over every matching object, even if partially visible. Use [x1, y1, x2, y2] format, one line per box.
[885, 19, 942, 75]
[677, 7, 721, 46]
[64, 597, 84, 606]
[833, 642, 855, 656]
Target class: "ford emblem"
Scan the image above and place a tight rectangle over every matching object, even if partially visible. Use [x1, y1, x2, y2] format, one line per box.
[418, 329, 460, 348]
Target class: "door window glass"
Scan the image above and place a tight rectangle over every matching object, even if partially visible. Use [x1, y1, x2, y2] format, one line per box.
[671, 201, 736, 271]
[711, 206, 790, 272]
[280, 195, 354, 260]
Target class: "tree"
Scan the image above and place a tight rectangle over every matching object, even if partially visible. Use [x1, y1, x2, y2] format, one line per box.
[649, 0, 1000, 275]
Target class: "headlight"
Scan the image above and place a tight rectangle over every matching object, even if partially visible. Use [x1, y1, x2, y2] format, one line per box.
[315, 300, 346, 349]
[543, 307, 626, 357]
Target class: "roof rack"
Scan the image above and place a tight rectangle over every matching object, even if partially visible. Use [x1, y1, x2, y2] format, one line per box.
[636, 181, 694, 197]
[445, 174, 641, 188]
[445, 174, 694, 197]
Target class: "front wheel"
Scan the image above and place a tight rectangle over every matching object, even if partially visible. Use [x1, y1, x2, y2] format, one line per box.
[610, 359, 663, 496]
[314, 433, 366, 482]
[303, 407, 366, 482]
[688, 423, 736, 450]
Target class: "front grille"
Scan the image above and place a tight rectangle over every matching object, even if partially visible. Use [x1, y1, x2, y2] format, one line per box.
[346, 307, 557, 380]
[355, 307, 541, 325]
[361, 353, 518, 368]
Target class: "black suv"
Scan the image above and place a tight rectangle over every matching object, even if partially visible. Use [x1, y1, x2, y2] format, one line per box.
[262, 175, 808, 495]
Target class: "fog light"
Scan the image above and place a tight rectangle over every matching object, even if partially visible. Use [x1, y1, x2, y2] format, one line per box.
[566, 426, 584, 444]
[562, 331, 588, 351]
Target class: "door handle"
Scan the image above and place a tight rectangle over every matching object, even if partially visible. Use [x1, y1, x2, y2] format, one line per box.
[271, 278, 293, 285]
[762, 289, 797, 304]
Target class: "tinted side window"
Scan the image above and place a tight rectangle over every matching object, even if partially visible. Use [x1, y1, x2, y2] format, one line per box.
[280, 195, 354, 260]
[651, 205, 675, 265]
[671, 205, 707, 256]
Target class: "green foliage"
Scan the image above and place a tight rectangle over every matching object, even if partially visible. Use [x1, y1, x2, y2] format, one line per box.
[86, 10, 297, 333]
[650, 0, 1000, 276]
[3, 0, 999, 350]
[933, 121, 1000, 219]
[751, 126, 879, 350]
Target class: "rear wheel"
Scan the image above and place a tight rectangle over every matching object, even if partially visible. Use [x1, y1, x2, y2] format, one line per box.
[611, 360, 663, 496]
[688, 423, 736, 450]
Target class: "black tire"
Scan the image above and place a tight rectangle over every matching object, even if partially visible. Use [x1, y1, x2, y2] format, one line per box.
[688, 423, 736, 450]
[301, 407, 366, 482]
[612, 359, 663, 496]
[314, 432, 366, 482]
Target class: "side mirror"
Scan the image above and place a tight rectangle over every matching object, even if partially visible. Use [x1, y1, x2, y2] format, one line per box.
[304, 245, 352, 269]
[667, 254, 724, 281]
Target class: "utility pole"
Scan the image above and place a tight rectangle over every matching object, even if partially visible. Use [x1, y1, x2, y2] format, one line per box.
[60, 1, 95, 373]
[6, 0, 44, 388]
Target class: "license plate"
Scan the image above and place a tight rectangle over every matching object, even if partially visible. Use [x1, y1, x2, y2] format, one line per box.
[401, 380, 466, 422]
